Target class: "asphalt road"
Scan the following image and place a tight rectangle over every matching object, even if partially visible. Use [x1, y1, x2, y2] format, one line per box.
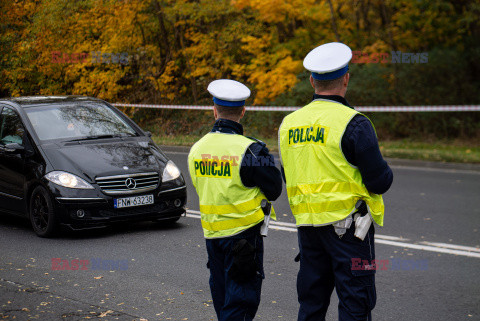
[1, 149, 480, 321]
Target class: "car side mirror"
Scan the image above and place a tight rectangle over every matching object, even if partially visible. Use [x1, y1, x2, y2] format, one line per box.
[145, 131, 152, 137]
[3, 143, 25, 154]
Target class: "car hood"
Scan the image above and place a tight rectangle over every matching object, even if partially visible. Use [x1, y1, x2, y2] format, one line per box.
[41, 138, 169, 181]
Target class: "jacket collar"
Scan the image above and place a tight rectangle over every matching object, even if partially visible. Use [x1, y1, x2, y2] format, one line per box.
[211, 118, 244, 135]
[312, 94, 352, 109]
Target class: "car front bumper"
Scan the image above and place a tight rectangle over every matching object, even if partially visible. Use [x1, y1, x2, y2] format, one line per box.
[53, 185, 187, 230]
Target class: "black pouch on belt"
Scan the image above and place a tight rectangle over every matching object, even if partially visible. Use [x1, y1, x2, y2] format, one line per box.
[228, 239, 257, 284]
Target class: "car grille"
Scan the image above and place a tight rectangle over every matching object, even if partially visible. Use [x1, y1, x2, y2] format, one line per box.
[96, 172, 160, 195]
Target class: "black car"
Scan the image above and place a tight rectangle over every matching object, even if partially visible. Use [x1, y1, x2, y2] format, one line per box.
[0, 96, 186, 237]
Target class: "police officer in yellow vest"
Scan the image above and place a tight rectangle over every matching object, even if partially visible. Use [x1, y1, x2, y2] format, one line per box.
[278, 43, 393, 321]
[188, 79, 282, 321]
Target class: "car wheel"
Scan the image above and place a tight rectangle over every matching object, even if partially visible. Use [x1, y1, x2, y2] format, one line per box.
[29, 186, 58, 237]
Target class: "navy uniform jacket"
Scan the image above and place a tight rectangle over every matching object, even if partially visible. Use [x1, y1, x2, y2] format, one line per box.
[281, 94, 393, 195]
[211, 118, 283, 201]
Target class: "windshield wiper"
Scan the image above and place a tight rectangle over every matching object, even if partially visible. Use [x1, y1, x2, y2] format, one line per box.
[66, 133, 134, 142]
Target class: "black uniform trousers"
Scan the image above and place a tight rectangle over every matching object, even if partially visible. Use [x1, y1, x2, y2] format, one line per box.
[297, 223, 376, 321]
[206, 223, 264, 321]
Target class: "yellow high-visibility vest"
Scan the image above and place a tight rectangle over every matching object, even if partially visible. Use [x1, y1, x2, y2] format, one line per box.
[279, 99, 384, 226]
[188, 132, 275, 238]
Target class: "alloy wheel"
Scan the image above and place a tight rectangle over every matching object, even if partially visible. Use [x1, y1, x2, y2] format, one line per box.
[31, 193, 49, 232]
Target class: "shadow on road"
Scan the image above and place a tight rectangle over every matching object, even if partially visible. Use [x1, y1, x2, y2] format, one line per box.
[61, 220, 186, 240]
[0, 212, 31, 231]
[0, 211, 187, 240]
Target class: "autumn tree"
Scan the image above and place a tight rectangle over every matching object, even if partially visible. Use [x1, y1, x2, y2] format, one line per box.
[1, 0, 478, 110]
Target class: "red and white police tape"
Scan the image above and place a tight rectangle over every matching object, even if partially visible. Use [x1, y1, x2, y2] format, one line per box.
[112, 103, 480, 112]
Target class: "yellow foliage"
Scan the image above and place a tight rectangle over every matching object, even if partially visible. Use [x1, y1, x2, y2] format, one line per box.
[250, 58, 302, 104]
[0, 0, 475, 105]
[233, 0, 316, 23]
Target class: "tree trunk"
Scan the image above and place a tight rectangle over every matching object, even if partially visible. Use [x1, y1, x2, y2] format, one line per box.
[326, 0, 341, 42]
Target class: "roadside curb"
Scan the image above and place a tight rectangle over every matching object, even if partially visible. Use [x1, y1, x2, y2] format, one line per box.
[160, 145, 480, 172]
[384, 158, 480, 172]
[160, 145, 191, 153]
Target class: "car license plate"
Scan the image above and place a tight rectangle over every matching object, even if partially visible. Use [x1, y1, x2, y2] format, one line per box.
[114, 195, 154, 209]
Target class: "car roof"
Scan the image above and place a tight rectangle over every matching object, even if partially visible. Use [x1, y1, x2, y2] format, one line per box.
[0, 96, 106, 109]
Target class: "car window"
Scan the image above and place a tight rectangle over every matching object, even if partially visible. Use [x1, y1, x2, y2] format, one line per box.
[0, 107, 25, 145]
[25, 103, 137, 141]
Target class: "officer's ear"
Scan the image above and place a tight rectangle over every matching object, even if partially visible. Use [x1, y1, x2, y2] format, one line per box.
[309, 74, 315, 89]
[239, 106, 246, 120]
[341, 73, 350, 96]
[213, 105, 219, 120]
[343, 73, 350, 88]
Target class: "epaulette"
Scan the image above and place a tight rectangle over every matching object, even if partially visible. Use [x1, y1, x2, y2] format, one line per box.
[246, 136, 266, 147]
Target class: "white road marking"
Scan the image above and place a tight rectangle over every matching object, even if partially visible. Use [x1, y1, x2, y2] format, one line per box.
[375, 235, 410, 242]
[376, 240, 480, 258]
[188, 210, 407, 241]
[419, 241, 480, 253]
[186, 210, 480, 258]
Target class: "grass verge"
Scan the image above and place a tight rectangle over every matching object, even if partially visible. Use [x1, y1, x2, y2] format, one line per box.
[379, 140, 480, 163]
[152, 135, 480, 164]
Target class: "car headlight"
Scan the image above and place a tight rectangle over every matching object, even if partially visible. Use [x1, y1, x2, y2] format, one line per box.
[45, 171, 94, 189]
[162, 160, 181, 182]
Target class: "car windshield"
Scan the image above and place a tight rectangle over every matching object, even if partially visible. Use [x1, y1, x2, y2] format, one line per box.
[24, 103, 137, 141]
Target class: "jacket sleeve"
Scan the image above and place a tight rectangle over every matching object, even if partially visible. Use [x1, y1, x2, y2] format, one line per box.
[341, 115, 393, 194]
[240, 142, 283, 201]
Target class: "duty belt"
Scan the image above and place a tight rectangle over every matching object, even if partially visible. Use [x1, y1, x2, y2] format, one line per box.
[333, 200, 371, 240]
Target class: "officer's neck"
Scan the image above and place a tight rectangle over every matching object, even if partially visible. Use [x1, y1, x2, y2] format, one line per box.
[312, 93, 352, 108]
[314, 89, 345, 96]
[215, 115, 242, 123]
[212, 118, 244, 135]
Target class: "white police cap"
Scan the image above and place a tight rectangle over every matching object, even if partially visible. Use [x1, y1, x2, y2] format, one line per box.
[303, 42, 352, 81]
[207, 79, 251, 107]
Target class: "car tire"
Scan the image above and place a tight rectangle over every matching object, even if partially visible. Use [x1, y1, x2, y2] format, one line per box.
[29, 186, 58, 237]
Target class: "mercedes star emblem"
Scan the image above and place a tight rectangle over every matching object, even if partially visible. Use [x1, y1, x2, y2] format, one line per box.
[125, 178, 137, 189]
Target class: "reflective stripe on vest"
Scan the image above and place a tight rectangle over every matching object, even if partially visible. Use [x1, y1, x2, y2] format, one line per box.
[286, 182, 384, 214]
[188, 133, 274, 238]
[201, 208, 265, 232]
[199, 195, 265, 215]
[279, 99, 385, 226]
